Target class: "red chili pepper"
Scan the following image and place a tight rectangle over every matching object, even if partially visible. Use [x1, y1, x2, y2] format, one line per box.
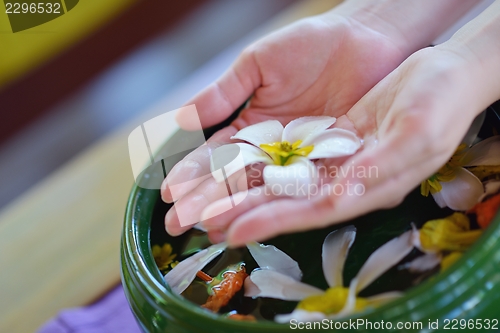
[201, 266, 248, 312]
[468, 193, 500, 229]
[228, 313, 257, 321]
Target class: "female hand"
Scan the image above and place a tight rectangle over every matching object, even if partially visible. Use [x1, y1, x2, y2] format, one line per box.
[162, 0, 483, 243]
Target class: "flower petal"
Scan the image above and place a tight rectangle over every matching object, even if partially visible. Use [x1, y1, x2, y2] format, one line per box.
[305, 129, 361, 159]
[322, 225, 356, 288]
[210, 143, 272, 183]
[406, 253, 442, 273]
[282, 116, 336, 144]
[479, 180, 500, 202]
[334, 277, 359, 318]
[263, 157, 318, 197]
[462, 111, 485, 147]
[354, 230, 414, 293]
[461, 136, 500, 166]
[431, 167, 484, 211]
[244, 269, 323, 301]
[246, 242, 302, 280]
[274, 309, 327, 324]
[164, 242, 227, 294]
[231, 120, 283, 147]
[365, 291, 403, 306]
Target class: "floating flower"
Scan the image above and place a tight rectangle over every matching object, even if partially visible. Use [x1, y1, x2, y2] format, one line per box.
[408, 213, 482, 273]
[152, 243, 178, 271]
[421, 136, 500, 210]
[413, 213, 482, 253]
[244, 226, 415, 322]
[211, 117, 361, 196]
[164, 241, 301, 295]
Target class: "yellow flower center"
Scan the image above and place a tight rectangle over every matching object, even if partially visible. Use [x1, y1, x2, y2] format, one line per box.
[297, 287, 368, 315]
[259, 140, 314, 166]
[421, 144, 467, 196]
[152, 243, 178, 271]
[419, 213, 482, 253]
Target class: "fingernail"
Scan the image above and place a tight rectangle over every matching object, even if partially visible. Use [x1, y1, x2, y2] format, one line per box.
[208, 230, 226, 244]
[164, 208, 181, 236]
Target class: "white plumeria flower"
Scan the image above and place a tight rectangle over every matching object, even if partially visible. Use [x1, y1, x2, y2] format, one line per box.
[164, 241, 301, 294]
[421, 135, 500, 211]
[210, 117, 361, 196]
[244, 225, 415, 322]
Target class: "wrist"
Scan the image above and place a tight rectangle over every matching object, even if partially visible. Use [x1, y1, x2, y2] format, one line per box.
[438, 1, 500, 106]
[326, 0, 481, 58]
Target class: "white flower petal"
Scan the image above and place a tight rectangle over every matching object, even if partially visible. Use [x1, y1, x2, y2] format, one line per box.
[210, 143, 272, 183]
[462, 111, 486, 147]
[282, 116, 336, 144]
[275, 309, 327, 324]
[263, 157, 318, 197]
[354, 230, 414, 293]
[365, 291, 403, 306]
[431, 167, 484, 211]
[164, 242, 227, 294]
[243, 275, 261, 296]
[479, 180, 500, 202]
[231, 120, 283, 146]
[407, 253, 442, 273]
[322, 225, 356, 288]
[244, 269, 323, 301]
[305, 129, 361, 159]
[335, 277, 359, 318]
[246, 242, 302, 281]
[461, 136, 500, 166]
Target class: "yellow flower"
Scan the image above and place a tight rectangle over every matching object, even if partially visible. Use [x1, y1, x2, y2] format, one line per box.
[297, 287, 368, 315]
[419, 213, 482, 253]
[420, 136, 500, 211]
[152, 243, 177, 271]
[420, 144, 466, 196]
[440, 252, 463, 271]
[245, 226, 415, 322]
[260, 140, 314, 166]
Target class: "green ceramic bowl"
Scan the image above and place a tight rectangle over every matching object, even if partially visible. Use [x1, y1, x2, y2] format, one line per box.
[121, 107, 500, 333]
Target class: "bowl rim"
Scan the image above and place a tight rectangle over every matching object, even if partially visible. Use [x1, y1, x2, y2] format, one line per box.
[123, 180, 500, 328]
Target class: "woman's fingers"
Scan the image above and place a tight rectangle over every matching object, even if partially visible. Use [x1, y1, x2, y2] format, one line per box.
[165, 157, 254, 236]
[176, 48, 261, 130]
[161, 126, 237, 203]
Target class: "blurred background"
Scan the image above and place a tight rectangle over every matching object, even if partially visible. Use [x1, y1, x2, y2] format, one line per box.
[0, 0, 302, 209]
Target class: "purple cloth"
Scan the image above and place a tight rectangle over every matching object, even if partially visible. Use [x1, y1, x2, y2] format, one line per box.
[37, 284, 141, 333]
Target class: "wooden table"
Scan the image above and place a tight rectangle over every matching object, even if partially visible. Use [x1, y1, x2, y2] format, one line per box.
[0, 1, 337, 332]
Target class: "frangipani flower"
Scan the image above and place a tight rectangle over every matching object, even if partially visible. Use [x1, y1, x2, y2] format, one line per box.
[408, 213, 482, 273]
[211, 117, 361, 196]
[244, 226, 415, 322]
[164, 241, 301, 295]
[421, 136, 500, 211]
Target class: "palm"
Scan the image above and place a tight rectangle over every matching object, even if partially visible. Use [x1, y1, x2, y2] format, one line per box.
[185, 15, 405, 131]
[164, 14, 407, 237]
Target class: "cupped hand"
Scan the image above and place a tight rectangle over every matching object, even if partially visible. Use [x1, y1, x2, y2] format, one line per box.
[199, 44, 496, 246]
[161, 11, 408, 239]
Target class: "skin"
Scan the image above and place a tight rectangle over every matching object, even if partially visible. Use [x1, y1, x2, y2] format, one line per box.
[162, 0, 500, 246]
